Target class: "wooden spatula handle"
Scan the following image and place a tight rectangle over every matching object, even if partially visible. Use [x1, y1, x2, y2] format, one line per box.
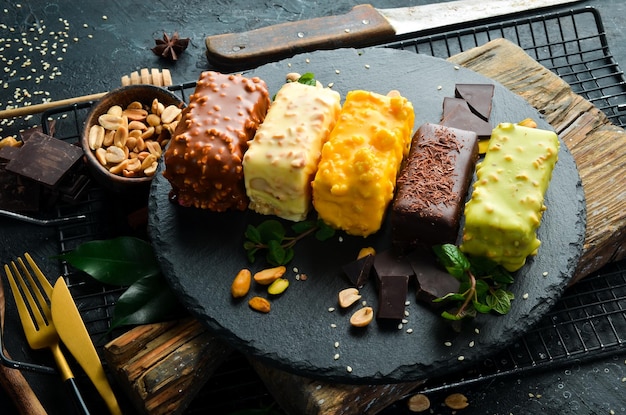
[0, 363, 48, 415]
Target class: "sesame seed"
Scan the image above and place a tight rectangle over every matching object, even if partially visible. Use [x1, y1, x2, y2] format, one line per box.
[330, 323, 337, 328]
[334, 341, 339, 348]
[444, 341, 452, 347]
[397, 323, 403, 330]
[469, 341, 475, 347]
[523, 293, 529, 300]
[458, 356, 465, 361]
[364, 64, 370, 69]
[346, 366, 353, 373]
[328, 307, 335, 312]
[102, 15, 108, 20]
[406, 328, 413, 334]
[334, 353, 340, 360]
[335, 69, 340, 74]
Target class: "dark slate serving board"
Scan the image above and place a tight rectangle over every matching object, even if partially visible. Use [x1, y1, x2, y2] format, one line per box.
[147, 48, 585, 384]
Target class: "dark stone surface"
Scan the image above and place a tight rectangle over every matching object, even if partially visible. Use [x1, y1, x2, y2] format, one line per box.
[148, 48, 585, 384]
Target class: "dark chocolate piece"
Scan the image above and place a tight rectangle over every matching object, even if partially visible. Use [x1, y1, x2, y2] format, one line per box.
[454, 83, 495, 121]
[342, 254, 375, 287]
[408, 249, 460, 309]
[441, 97, 492, 139]
[392, 123, 479, 251]
[5, 132, 83, 188]
[373, 250, 413, 320]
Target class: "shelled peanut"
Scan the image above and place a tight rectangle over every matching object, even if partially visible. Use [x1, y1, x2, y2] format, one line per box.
[88, 99, 182, 178]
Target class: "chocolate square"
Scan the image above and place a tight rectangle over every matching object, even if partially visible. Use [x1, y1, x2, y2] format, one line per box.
[6, 132, 83, 188]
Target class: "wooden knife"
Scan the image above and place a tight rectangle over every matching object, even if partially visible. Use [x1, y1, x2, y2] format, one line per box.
[205, 0, 583, 67]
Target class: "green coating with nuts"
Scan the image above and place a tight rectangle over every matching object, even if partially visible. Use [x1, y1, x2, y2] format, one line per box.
[460, 122, 559, 272]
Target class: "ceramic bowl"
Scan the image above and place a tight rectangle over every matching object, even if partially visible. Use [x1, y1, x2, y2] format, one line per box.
[81, 84, 185, 193]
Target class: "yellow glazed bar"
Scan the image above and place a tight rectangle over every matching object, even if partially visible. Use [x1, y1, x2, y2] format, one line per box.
[312, 90, 415, 237]
[243, 82, 341, 221]
[460, 122, 560, 272]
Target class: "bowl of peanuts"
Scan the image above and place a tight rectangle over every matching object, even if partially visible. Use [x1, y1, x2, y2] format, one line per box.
[81, 84, 185, 192]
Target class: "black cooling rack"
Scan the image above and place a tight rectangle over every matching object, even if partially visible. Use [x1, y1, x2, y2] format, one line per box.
[7, 5, 625, 414]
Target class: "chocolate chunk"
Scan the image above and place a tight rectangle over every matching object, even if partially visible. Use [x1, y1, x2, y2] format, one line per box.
[373, 250, 413, 320]
[342, 254, 375, 287]
[454, 83, 495, 121]
[6, 132, 83, 188]
[441, 97, 492, 139]
[408, 249, 460, 309]
[392, 123, 479, 252]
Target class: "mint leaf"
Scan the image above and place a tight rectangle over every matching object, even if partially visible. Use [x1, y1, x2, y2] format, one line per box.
[256, 220, 286, 243]
[487, 289, 514, 315]
[297, 72, 316, 86]
[433, 244, 470, 279]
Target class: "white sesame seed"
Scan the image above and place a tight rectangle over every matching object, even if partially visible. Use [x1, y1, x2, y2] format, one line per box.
[346, 365, 353, 373]
[102, 15, 108, 20]
[334, 353, 340, 360]
[458, 356, 465, 361]
[469, 341, 475, 347]
[474, 328, 480, 334]
[542, 271, 548, 277]
[328, 307, 335, 312]
[523, 293, 529, 300]
[330, 323, 337, 328]
[444, 341, 452, 347]
[334, 341, 339, 348]
[335, 69, 340, 74]
[364, 64, 370, 69]
[397, 323, 403, 330]
[406, 328, 413, 334]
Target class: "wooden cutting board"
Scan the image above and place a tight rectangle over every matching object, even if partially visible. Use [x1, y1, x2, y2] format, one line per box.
[103, 38, 625, 415]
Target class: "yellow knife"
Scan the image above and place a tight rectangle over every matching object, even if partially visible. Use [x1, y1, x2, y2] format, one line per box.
[51, 277, 122, 415]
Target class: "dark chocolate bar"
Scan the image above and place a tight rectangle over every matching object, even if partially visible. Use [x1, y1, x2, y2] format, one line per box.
[342, 254, 375, 288]
[392, 123, 479, 251]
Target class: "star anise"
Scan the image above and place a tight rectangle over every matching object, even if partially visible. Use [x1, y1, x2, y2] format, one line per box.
[151, 31, 190, 61]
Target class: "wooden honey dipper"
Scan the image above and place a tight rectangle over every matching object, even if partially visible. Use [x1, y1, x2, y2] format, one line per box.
[0, 68, 173, 119]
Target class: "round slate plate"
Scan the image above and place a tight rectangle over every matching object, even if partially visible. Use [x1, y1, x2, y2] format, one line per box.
[148, 48, 585, 384]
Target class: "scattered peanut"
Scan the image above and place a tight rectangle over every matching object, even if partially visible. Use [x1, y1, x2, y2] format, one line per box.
[91, 98, 182, 178]
[349, 307, 374, 327]
[444, 393, 469, 410]
[267, 278, 289, 295]
[231, 269, 252, 298]
[407, 393, 431, 413]
[253, 265, 286, 285]
[357, 246, 376, 259]
[518, 117, 538, 128]
[248, 296, 271, 313]
[338, 287, 361, 308]
[0, 136, 22, 148]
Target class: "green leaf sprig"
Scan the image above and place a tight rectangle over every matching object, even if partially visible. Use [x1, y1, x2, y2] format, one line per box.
[55, 236, 183, 330]
[243, 219, 335, 266]
[432, 244, 515, 321]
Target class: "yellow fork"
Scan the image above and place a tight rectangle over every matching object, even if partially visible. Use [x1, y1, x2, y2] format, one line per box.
[4, 254, 91, 414]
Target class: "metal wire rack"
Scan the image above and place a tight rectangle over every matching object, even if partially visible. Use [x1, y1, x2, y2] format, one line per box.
[2, 5, 624, 414]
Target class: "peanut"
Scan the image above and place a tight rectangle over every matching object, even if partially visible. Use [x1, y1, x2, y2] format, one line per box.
[518, 117, 538, 128]
[267, 278, 289, 295]
[231, 269, 252, 298]
[444, 393, 469, 410]
[338, 288, 361, 308]
[89, 98, 180, 178]
[253, 266, 286, 285]
[248, 296, 271, 313]
[357, 247, 376, 260]
[88, 124, 105, 150]
[407, 394, 430, 412]
[349, 307, 374, 327]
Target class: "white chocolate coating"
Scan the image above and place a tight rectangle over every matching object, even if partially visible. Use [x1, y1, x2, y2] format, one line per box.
[243, 82, 341, 221]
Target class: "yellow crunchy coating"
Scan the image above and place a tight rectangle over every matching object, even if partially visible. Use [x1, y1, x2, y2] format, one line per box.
[243, 82, 341, 221]
[312, 90, 415, 237]
[460, 123, 560, 271]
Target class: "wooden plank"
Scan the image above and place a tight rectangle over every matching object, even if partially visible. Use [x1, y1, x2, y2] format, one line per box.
[103, 318, 231, 415]
[447, 38, 626, 283]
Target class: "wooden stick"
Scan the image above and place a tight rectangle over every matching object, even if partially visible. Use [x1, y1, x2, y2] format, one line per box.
[0, 279, 47, 415]
[0, 68, 173, 120]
